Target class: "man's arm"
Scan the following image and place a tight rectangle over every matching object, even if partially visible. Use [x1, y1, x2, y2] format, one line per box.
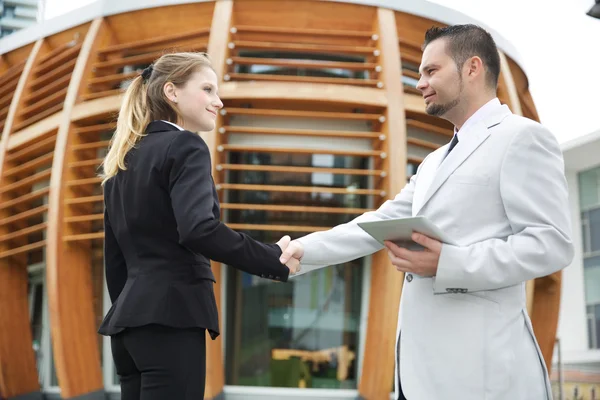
[289, 168, 420, 275]
[433, 123, 574, 293]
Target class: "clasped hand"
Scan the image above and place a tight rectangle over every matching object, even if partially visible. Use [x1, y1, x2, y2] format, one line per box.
[276, 235, 303, 274]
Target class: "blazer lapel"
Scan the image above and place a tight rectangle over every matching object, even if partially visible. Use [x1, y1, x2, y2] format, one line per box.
[415, 105, 511, 214]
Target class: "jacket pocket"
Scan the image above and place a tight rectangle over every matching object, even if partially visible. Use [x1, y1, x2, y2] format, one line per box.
[189, 263, 216, 282]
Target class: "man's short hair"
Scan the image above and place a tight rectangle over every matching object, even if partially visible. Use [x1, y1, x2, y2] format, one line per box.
[422, 24, 501, 89]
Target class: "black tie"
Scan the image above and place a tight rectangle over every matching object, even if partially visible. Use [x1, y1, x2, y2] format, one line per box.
[447, 134, 459, 155]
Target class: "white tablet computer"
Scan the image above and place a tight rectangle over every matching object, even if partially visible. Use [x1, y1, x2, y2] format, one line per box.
[357, 216, 457, 250]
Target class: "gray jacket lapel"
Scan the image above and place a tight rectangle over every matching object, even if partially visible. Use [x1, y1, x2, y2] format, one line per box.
[415, 105, 512, 215]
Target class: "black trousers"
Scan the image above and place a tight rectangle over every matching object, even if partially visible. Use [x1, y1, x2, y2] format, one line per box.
[111, 324, 207, 400]
[397, 380, 408, 400]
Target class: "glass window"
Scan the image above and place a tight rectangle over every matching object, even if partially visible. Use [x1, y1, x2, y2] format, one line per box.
[584, 256, 600, 305]
[235, 51, 369, 80]
[579, 166, 600, 210]
[224, 152, 366, 389]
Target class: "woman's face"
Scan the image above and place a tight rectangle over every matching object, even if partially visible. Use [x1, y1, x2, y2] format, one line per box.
[166, 67, 223, 132]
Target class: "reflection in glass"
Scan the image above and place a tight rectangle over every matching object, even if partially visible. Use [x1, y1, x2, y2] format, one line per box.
[224, 151, 367, 389]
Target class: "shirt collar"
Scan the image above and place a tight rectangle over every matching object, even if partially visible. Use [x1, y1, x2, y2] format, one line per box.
[453, 98, 502, 141]
[160, 120, 184, 131]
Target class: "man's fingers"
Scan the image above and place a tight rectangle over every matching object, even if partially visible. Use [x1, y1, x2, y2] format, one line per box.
[411, 232, 441, 252]
[384, 241, 414, 261]
[276, 235, 291, 252]
[280, 242, 297, 264]
[286, 258, 301, 274]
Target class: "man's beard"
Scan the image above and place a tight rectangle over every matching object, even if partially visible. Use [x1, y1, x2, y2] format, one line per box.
[425, 97, 460, 117]
[425, 75, 463, 117]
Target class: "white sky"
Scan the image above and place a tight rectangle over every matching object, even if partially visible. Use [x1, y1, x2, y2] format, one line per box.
[42, 0, 600, 144]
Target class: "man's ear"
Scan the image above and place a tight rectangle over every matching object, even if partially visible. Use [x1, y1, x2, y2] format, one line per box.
[163, 82, 177, 103]
[467, 56, 484, 79]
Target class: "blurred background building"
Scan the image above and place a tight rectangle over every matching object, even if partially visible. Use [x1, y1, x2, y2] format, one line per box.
[0, 0, 597, 399]
[0, 0, 43, 38]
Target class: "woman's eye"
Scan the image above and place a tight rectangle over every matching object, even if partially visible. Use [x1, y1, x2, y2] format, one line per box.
[204, 87, 212, 93]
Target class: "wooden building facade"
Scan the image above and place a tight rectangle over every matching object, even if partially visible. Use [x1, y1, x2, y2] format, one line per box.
[0, 1, 560, 399]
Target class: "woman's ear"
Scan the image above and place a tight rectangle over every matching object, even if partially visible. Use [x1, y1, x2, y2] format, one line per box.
[163, 82, 178, 103]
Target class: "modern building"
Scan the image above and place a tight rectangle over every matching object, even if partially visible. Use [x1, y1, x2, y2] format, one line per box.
[0, 0, 574, 399]
[550, 129, 600, 400]
[0, 0, 41, 38]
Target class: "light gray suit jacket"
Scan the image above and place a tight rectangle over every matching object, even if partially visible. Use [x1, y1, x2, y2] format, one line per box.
[294, 104, 574, 399]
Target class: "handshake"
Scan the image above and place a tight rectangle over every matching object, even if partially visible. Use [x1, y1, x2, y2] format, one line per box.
[276, 235, 303, 275]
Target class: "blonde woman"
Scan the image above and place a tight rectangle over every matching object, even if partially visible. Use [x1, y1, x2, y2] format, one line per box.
[98, 52, 297, 399]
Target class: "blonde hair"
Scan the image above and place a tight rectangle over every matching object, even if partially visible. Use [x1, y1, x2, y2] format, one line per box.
[101, 52, 214, 185]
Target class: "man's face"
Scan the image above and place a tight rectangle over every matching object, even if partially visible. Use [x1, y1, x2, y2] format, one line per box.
[416, 39, 464, 118]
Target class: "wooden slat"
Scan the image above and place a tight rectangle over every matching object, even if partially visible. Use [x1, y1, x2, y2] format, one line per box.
[233, 25, 375, 39]
[229, 56, 377, 71]
[221, 126, 382, 140]
[66, 177, 102, 187]
[219, 144, 385, 158]
[24, 73, 72, 104]
[223, 107, 384, 121]
[226, 223, 328, 233]
[5, 135, 56, 163]
[0, 89, 17, 109]
[232, 40, 377, 56]
[73, 123, 115, 135]
[30, 58, 77, 90]
[36, 41, 77, 65]
[0, 60, 25, 88]
[217, 163, 385, 176]
[99, 28, 210, 54]
[69, 158, 102, 168]
[63, 232, 104, 242]
[0, 223, 47, 243]
[35, 44, 82, 76]
[3, 153, 54, 178]
[407, 137, 440, 150]
[65, 195, 103, 205]
[80, 89, 124, 101]
[217, 183, 383, 196]
[20, 87, 68, 117]
[0, 240, 46, 259]
[88, 71, 138, 87]
[221, 203, 372, 214]
[0, 169, 51, 194]
[65, 214, 103, 223]
[70, 140, 110, 151]
[12, 103, 64, 133]
[404, 86, 421, 95]
[402, 69, 420, 80]
[93, 45, 207, 70]
[406, 119, 453, 137]
[227, 73, 380, 87]
[0, 188, 50, 211]
[0, 205, 48, 227]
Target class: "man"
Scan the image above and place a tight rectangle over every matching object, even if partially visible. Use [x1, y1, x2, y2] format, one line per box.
[279, 24, 573, 400]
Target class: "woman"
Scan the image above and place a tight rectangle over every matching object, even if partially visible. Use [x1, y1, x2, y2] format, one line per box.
[98, 52, 297, 399]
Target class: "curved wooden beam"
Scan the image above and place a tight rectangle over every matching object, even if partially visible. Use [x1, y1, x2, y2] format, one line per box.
[0, 40, 43, 399]
[45, 18, 104, 398]
[358, 8, 405, 399]
[204, 0, 234, 398]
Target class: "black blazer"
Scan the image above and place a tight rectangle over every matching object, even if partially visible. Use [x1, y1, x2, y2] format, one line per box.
[98, 121, 289, 340]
